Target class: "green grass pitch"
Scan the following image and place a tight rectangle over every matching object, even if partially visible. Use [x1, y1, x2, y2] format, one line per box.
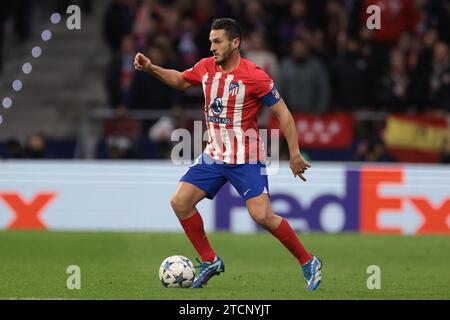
[0, 231, 449, 300]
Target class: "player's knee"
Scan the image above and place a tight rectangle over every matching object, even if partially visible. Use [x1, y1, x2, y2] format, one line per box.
[170, 195, 192, 218]
[251, 211, 272, 228]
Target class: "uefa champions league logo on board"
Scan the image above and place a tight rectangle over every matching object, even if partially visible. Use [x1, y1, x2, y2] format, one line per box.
[211, 97, 223, 115]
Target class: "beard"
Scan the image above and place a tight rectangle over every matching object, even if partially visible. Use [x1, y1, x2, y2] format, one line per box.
[214, 45, 233, 65]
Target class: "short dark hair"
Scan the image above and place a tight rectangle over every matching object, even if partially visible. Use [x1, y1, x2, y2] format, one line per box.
[211, 18, 242, 42]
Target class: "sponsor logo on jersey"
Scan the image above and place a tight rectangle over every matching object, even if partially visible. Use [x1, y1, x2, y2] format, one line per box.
[207, 116, 231, 125]
[211, 97, 223, 115]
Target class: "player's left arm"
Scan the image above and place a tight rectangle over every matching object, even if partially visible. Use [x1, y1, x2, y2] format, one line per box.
[269, 99, 311, 181]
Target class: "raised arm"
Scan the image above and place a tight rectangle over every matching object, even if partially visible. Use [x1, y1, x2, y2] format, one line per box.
[270, 99, 311, 181]
[134, 52, 192, 91]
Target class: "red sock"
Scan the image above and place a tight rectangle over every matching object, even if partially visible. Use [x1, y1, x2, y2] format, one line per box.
[271, 219, 312, 265]
[179, 211, 216, 263]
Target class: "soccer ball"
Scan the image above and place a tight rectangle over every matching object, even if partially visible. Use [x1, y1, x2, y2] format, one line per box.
[159, 255, 195, 288]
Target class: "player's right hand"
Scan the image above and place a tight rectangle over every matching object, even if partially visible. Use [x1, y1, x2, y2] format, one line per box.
[134, 52, 151, 72]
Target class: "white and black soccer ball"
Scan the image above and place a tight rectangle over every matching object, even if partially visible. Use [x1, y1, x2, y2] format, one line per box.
[159, 255, 195, 288]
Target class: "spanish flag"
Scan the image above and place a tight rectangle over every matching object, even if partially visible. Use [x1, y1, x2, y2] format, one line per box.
[385, 114, 449, 163]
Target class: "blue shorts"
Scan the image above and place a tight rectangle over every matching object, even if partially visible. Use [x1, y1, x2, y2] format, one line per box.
[180, 153, 269, 200]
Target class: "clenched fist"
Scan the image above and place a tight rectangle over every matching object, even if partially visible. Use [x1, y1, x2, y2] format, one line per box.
[134, 52, 152, 72]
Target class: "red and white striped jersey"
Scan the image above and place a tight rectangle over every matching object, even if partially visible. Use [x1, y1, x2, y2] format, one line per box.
[182, 57, 277, 164]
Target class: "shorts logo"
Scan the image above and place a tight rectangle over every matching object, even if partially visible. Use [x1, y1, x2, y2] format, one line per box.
[229, 81, 239, 97]
[211, 97, 223, 115]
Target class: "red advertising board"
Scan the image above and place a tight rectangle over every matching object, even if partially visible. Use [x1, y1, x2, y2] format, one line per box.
[267, 113, 355, 148]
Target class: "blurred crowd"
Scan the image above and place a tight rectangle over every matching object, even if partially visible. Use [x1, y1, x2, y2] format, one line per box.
[1, 0, 450, 162]
[0, 0, 93, 74]
[99, 0, 450, 162]
[0, 0, 34, 74]
[103, 0, 450, 113]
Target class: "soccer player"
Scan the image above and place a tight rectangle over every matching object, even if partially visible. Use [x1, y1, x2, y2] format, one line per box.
[134, 18, 322, 290]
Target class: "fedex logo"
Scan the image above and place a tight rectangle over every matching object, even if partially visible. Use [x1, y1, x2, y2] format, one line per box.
[215, 166, 450, 234]
[360, 168, 450, 234]
[0, 192, 56, 230]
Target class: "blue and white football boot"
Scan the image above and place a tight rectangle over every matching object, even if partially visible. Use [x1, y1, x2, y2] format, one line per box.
[191, 256, 225, 288]
[302, 255, 322, 290]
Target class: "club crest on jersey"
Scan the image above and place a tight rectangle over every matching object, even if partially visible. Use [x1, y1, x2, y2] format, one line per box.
[211, 97, 223, 115]
[229, 81, 239, 97]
